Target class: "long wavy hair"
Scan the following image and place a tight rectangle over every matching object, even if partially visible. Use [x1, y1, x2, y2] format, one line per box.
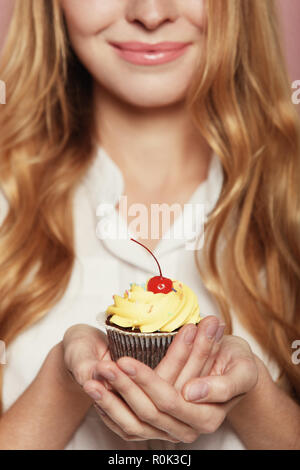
[0, 0, 300, 413]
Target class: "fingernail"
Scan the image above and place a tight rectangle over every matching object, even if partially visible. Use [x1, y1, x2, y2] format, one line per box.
[118, 363, 136, 376]
[186, 382, 209, 401]
[215, 324, 226, 343]
[92, 371, 105, 383]
[86, 388, 102, 401]
[205, 321, 219, 340]
[93, 373, 113, 391]
[184, 326, 197, 344]
[99, 369, 116, 381]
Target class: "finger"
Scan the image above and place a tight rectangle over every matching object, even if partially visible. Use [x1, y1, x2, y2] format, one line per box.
[116, 356, 207, 435]
[93, 403, 151, 441]
[63, 327, 109, 385]
[64, 325, 109, 364]
[155, 323, 198, 384]
[182, 356, 258, 404]
[92, 361, 196, 442]
[69, 357, 103, 386]
[198, 325, 226, 378]
[93, 348, 114, 391]
[174, 316, 221, 391]
[83, 380, 183, 442]
[94, 404, 180, 443]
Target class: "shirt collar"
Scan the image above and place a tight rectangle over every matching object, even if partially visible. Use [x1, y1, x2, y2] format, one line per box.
[83, 145, 124, 211]
[83, 146, 224, 273]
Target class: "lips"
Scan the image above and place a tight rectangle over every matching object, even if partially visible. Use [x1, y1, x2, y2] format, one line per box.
[109, 41, 192, 66]
[109, 41, 192, 52]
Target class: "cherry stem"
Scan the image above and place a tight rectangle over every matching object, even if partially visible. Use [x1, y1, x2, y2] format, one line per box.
[130, 238, 162, 278]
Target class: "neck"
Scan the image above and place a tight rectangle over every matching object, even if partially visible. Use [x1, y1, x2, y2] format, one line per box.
[93, 83, 212, 187]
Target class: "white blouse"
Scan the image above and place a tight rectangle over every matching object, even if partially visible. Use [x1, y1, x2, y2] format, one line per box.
[0, 146, 280, 450]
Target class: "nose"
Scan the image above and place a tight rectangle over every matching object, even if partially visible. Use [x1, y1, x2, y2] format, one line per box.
[125, 0, 179, 31]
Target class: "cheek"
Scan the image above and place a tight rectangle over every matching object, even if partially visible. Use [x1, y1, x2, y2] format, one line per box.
[59, 0, 207, 108]
[61, 0, 207, 36]
[60, 0, 120, 36]
[184, 0, 207, 30]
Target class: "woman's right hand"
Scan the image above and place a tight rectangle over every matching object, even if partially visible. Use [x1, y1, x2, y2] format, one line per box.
[63, 325, 183, 442]
[62, 324, 112, 389]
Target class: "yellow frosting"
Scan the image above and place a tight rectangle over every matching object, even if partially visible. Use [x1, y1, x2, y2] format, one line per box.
[106, 279, 201, 333]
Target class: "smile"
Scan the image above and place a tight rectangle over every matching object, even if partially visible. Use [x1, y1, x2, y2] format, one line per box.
[109, 41, 192, 66]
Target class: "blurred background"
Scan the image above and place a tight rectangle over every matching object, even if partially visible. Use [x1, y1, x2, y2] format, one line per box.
[0, 0, 299, 82]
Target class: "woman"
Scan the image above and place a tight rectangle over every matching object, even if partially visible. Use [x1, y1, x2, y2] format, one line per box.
[0, 0, 299, 450]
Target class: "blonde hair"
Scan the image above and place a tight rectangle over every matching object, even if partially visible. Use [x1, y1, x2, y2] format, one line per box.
[0, 0, 300, 413]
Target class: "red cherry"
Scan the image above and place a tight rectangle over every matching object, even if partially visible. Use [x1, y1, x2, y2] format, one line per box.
[130, 238, 173, 294]
[147, 276, 173, 294]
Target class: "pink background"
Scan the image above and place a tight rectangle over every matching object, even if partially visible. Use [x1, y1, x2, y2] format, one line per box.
[0, 0, 299, 80]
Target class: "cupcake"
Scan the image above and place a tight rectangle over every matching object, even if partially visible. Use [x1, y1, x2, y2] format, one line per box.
[98, 238, 202, 368]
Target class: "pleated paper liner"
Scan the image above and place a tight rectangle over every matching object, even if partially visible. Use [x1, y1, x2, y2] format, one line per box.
[97, 312, 178, 369]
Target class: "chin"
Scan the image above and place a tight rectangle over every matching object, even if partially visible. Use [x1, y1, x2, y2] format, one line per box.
[122, 95, 185, 109]
[117, 86, 189, 109]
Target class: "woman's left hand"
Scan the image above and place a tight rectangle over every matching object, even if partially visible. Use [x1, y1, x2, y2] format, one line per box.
[83, 319, 259, 443]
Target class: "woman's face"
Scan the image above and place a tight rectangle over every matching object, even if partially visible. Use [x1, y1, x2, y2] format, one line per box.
[60, 0, 206, 107]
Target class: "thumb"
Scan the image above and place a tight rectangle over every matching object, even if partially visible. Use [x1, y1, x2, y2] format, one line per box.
[182, 357, 258, 405]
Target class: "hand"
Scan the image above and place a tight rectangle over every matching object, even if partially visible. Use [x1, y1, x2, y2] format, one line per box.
[83, 320, 258, 443]
[180, 334, 259, 404]
[82, 316, 226, 442]
[156, 315, 226, 391]
[62, 324, 112, 390]
[82, 315, 224, 442]
[62, 318, 223, 442]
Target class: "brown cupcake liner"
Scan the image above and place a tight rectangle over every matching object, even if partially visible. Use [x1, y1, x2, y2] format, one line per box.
[105, 324, 178, 369]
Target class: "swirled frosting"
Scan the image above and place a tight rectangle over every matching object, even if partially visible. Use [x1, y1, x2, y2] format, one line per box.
[106, 279, 201, 333]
